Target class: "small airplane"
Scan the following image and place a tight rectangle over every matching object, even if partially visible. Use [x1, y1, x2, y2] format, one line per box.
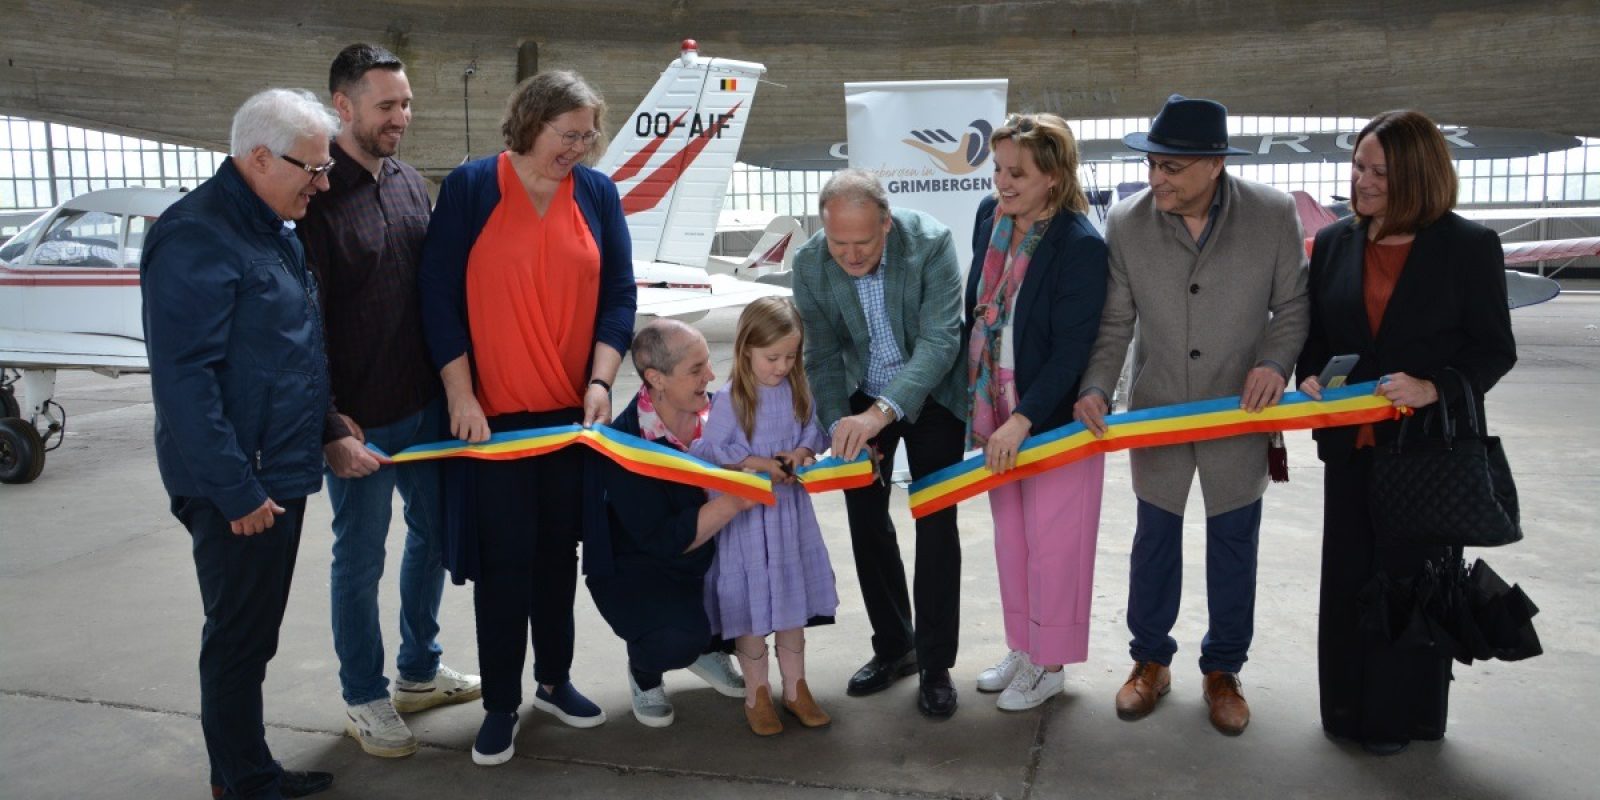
[0, 39, 798, 483]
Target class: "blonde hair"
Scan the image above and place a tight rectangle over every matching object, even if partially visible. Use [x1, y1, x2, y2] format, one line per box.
[990, 112, 1088, 216]
[730, 297, 813, 439]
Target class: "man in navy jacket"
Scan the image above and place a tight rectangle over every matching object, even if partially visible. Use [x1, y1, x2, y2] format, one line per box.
[143, 88, 367, 800]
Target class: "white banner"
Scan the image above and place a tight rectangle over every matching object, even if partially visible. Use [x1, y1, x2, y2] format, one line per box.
[844, 79, 1008, 276]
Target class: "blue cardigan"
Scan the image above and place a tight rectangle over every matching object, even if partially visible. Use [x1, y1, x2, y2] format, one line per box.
[964, 195, 1108, 433]
[417, 155, 637, 583]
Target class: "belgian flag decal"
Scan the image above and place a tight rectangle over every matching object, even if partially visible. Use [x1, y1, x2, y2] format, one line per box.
[720, 78, 738, 91]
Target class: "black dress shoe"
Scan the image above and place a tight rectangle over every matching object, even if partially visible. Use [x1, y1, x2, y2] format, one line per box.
[846, 651, 918, 696]
[214, 770, 333, 799]
[1361, 739, 1410, 756]
[917, 668, 958, 718]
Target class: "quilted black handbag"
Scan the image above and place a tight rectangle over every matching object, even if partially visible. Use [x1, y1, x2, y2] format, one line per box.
[1369, 370, 1522, 548]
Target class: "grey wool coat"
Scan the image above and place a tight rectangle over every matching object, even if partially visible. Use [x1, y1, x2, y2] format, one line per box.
[792, 207, 968, 431]
[1081, 173, 1310, 516]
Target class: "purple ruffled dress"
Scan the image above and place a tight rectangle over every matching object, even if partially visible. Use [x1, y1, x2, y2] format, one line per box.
[689, 379, 838, 638]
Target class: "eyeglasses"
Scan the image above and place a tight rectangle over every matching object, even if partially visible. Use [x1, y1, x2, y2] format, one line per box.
[544, 123, 602, 147]
[1004, 114, 1037, 135]
[280, 154, 337, 179]
[1145, 156, 1202, 177]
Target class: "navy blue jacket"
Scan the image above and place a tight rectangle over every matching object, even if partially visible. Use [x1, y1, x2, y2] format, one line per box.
[417, 155, 636, 583]
[141, 158, 333, 519]
[585, 398, 715, 641]
[417, 156, 636, 371]
[965, 196, 1109, 433]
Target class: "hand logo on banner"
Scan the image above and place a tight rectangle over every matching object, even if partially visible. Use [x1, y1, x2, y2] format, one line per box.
[903, 119, 994, 175]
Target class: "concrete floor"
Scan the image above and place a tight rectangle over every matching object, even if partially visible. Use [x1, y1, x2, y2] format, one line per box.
[2, 293, 1597, 799]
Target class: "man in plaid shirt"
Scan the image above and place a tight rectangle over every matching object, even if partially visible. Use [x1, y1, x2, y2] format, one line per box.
[297, 43, 480, 760]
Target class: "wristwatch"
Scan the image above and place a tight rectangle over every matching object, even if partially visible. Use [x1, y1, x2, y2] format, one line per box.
[873, 398, 896, 422]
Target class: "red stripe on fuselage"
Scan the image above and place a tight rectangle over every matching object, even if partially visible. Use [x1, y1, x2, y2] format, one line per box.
[0, 277, 140, 287]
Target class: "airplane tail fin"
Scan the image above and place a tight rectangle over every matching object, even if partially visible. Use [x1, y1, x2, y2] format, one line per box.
[706, 215, 804, 282]
[596, 40, 766, 270]
[1290, 190, 1341, 237]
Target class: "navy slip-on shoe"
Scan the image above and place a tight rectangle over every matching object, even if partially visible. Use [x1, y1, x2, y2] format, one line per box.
[471, 711, 521, 766]
[531, 681, 608, 728]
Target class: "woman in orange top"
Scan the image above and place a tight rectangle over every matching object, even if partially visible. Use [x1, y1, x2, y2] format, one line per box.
[418, 70, 636, 765]
[1295, 110, 1516, 756]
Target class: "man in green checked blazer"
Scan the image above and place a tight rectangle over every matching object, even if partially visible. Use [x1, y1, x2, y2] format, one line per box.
[792, 169, 968, 719]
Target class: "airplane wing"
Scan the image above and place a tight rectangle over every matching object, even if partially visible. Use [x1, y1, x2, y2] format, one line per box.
[1501, 236, 1600, 265]
[0, 329, 148, 371]
[635, 264, 790, 322]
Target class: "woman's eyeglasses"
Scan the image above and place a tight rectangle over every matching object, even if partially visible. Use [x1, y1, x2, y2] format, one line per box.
[544, 122, 602, 147]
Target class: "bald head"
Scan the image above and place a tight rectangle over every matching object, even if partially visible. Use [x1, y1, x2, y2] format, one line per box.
[631, 318, 704, 377]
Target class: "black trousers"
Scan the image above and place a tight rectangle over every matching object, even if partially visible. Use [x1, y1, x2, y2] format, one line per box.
[841, 394, 964, 670]
[472, 410, 584, 713]
[174, 494, 306, 800]
[1318, 450, 1453, 742]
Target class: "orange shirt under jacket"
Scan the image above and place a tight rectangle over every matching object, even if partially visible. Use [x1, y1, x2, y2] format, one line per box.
[1355, 238, 1412, 449]
[466, 153, 601, 416]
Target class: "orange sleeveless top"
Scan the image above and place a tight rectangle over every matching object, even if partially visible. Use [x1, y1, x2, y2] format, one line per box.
[466, 153, 601, 415]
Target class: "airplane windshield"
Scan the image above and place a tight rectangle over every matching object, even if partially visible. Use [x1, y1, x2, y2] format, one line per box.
[0, 211, 51, 265]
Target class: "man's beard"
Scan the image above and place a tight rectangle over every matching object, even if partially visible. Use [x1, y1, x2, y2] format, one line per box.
[354, 124, 400, 160]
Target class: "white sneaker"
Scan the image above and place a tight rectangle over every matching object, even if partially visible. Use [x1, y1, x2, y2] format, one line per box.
[629, 669, 676, 728]
[996, 664, 1065, 711]
[393, 664, 483, 713]
[344, 697, 418, 758]
[687, 652, 746, 698]
[976, 650, 1027, 693]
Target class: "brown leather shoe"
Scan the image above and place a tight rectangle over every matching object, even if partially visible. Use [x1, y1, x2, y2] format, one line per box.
[1202, 671, 1250, 736]
[744, 686, 783, 736]
[1114, 661, 1171, 720]
[781, 679, 832, 728]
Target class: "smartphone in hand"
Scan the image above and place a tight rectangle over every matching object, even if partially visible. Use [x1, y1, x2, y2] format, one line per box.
[1317, 354, 1360, 389]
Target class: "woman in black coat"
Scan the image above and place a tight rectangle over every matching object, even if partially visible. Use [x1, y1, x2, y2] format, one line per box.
[1295, 110, 1517, 755]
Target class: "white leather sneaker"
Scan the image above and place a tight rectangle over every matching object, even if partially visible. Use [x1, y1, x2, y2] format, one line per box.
[997, 663, 1065, 711]
[976, 649, 1027, 693]
[345, 697, 418, 757]
[393, 663, 482, 712]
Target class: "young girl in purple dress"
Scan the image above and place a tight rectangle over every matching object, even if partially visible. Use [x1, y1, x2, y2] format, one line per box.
[691, 297, 839, 736]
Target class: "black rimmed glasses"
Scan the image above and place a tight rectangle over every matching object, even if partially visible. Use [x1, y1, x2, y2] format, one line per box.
[544, 122, 602, 148]
[280, 154, 337, 179]
[1145, 156, 1202, 177]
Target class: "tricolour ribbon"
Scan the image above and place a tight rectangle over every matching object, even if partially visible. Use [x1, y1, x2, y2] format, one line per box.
[907, 382, 1402, 519]
[371, 425, 877, 505]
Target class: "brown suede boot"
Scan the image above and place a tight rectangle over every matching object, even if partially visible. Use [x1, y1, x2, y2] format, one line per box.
[744, 685, 783, 736]
[1202, 671, 1250, 735]
[1114, 661, 1171, 721]
[781, 679, 832, 728]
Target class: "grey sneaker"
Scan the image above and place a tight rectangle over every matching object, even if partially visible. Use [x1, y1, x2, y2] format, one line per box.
[394, 664, 482, 713]
[628, 669, 675, 728]
[345, 697, 418, 758]
[687, 651, 745, 698]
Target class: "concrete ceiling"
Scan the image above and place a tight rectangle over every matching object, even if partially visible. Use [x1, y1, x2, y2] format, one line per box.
[2, 0, 1596, 178]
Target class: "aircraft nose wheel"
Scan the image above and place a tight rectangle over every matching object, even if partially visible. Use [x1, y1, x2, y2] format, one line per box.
[0, 417, 47, 484]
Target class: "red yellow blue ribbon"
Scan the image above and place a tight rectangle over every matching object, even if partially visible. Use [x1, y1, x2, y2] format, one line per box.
[907, 382, 1402, 519]
[370, 425, 877, 504]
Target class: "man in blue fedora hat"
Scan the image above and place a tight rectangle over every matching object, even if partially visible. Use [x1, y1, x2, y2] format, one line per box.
[1072, 94, 1309, 736]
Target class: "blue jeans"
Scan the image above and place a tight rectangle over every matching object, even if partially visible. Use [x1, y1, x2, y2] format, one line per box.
[1126, 497, 1262, 674]
[326, 398, 447, 705]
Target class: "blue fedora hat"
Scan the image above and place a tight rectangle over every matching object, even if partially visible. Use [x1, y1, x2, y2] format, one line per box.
[1123, 94, 1251, 157]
